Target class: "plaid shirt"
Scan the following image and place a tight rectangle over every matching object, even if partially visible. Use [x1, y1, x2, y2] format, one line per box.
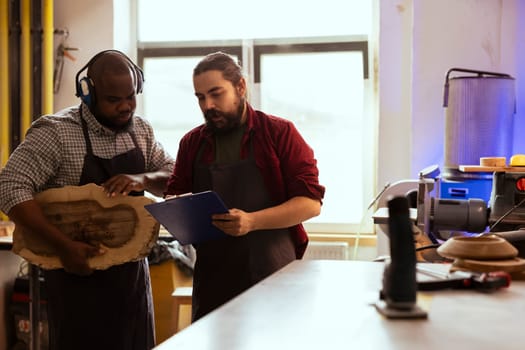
[0, 104, 175, 214]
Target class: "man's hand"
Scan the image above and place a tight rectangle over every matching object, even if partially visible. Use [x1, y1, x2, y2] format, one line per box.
[102, 174, 146, 197]
[212, 209, 254, 236]
[210, 196, 321, 236]
[57, 240, 106, 276]
[8, 200, 107, 275]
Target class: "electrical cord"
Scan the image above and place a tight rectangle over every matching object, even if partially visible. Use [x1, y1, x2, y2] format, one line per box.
[415, 243, 441, 252]
[487, 197, 525, 232]
[367, 182, 391, 210]
[354, 182, 391, 260]
[352, 207, 370, 260]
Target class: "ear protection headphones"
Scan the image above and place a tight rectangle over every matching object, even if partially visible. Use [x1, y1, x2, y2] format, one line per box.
[75, 49, 144, 108]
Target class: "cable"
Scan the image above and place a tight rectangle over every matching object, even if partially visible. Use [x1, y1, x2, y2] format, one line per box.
[367, 182, 391, 210]
[487, 197, 525, 232]
[352, 207, 370, 260]
[354, 182, 391, 260]
[415, 243, 441, 252]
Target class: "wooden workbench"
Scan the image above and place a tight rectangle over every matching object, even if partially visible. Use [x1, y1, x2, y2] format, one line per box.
[155, 260, 525, 350]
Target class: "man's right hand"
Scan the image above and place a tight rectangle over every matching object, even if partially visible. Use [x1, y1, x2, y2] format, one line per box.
[58, 240, 106, 276]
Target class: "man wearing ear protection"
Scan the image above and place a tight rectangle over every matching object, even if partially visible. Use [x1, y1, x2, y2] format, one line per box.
[0, 50, 175, 350]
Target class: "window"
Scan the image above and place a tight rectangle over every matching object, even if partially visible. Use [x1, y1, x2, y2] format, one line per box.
[136, 0, 375, 234]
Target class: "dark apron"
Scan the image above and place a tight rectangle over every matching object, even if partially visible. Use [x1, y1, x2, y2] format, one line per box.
[43, 116, 155, 350]
[191, 136, 296, 321]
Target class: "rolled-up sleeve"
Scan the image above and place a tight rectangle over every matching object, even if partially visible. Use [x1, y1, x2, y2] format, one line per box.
[0, 120, 62, 214]
[260, 117, 325, 203]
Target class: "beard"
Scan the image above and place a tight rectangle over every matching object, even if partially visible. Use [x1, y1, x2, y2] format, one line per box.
[95, 113, 133, 131]
[204, 97, 245, 134]
[92, 105, 133, 132]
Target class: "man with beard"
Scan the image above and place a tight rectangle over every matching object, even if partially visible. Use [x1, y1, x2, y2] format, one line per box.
[165, 51, 325, 321]
[0, 50, 175, 349]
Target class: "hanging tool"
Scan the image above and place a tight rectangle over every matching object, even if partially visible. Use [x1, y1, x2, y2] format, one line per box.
[53, 29, 77, 93]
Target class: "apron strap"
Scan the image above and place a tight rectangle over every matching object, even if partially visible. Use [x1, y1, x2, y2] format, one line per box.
[80, 109, 142, 157]
[80, 115, 94, 155]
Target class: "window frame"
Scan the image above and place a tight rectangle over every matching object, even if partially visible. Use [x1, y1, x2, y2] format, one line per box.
[137, 36, 374, 235]
[252, 40, 369, 83]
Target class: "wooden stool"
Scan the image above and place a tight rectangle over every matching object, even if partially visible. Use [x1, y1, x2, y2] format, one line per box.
[171, 287, 193, 334]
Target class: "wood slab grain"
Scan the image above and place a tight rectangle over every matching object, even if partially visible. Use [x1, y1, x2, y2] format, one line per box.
[12, 183, 160, 270]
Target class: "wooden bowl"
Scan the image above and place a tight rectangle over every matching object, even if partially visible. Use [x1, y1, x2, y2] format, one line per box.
[453, 257, 525, 273]
[437, 235, 518, 260]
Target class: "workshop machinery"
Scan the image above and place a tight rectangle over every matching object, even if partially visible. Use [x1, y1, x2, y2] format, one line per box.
[374, 167, 525, 259]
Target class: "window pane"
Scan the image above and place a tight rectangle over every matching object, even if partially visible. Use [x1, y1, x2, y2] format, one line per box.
[138, 0, 371, 42]
[142, 55, 241, 155]
[142, 57, 204, 154]
[259, 52, 365, 224]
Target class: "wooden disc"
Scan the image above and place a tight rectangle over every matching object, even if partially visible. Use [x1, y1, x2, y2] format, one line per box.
[437, 235, 518, 260]
[479, 157, 506, 167]
[453, 257, 525, 273]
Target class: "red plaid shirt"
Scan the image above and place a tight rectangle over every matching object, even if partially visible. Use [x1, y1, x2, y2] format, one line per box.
[165, 103, 325, 258]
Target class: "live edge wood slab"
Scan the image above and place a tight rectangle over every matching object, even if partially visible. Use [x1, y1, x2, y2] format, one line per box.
[12, 183, 160, 270]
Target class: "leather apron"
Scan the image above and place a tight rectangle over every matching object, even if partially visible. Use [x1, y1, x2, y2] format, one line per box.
[191, 135, 296, 321]
[43, 116, 155, 350]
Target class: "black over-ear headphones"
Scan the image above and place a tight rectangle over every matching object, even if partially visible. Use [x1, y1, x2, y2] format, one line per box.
[75, 49, 144, 108]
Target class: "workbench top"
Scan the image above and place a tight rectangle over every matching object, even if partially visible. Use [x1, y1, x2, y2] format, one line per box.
[156, 260, 525, 350]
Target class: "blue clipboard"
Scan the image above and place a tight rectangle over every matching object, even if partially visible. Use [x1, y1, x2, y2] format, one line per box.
[144, 191, 229, 245]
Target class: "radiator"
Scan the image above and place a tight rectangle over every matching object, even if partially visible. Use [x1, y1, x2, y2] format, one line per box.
[303, 241, 349, 260]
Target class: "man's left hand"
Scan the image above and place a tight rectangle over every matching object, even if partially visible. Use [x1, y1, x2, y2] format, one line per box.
[212, 209, 254, 236]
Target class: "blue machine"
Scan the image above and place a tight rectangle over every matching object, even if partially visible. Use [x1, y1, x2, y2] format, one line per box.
[439, 176, 493, 203]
